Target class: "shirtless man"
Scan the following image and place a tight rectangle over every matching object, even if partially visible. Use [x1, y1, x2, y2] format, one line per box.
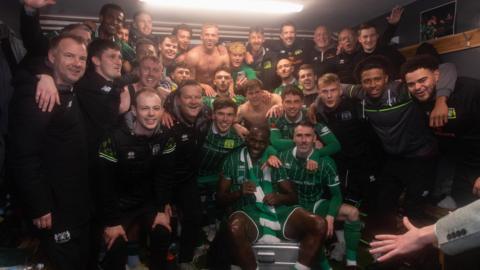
[185, 24, 230, 95]
[237, 79, 282, 127]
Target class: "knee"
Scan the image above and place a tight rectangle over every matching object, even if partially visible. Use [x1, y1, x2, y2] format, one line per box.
[227, 216, 245, 241]
[347, 206, 360, 221]
[310, 215, 327, 238]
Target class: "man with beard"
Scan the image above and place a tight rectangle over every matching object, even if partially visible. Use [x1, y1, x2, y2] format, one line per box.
[275, 122, 362, 269]
[269, 21, 309, 72]
[217, 125, 327, 270]
[203, 67, 246, 108]
[269, 86, 340, 156]
[401, 55, 480, 270]
[245, 26, 280, 91]
[158, 35, 179, 75]
[97, 88, 174, 270]
[273, 58, 297, 95]
[298, 64, 318, 107]
[185, 24, 230, 94]
[129, 11, 156, 48]
[8, 34, 90, 270]
[155, 80, 212, 269]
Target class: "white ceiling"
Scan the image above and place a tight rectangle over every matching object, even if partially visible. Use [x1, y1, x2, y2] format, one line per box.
[39, 0, 416, 31]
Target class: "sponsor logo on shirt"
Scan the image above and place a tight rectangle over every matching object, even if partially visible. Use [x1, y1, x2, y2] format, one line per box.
[294, 49, 303, 56]
[101, 85, 112, 93]
[263, 61, 272, 70]
[181, 134, 189, 141]
[448, 108, 457, 119]
[224, 139, 235, 149]
[284, 163, 291, 169]
[340, 111, 352, 121]
[54, 230, 71, 244]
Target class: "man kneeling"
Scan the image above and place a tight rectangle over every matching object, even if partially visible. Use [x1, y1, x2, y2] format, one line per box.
[217, 125, 327, 270]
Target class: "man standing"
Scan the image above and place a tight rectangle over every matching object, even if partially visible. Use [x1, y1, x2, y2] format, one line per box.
[273, 58, 297, 95]
[185, 24, 230, 89]
[269, 21, 309, 72]
[297, 64, 318, 106]
[172, 24, 193, 57]
[158, 35, 179, 75]
[8, 34, 90, 270]
[129, 11, 156, 47]
[245, 26, 279, 91]
[237, 79, 282, 127]
[227, 42, 257, 93]
[156, 80, 212, 269]
[269, 85, 340, 156]
[309, 25, 337, 77]
[203, 67, 246, 108]
[96, 4, 135, 64]
[401, 55, 480, 270]
[76, 39, 123, 160]
[217, 125, 327, 270]
[275, 122, 362, 269]
[97, 89, 174, 270]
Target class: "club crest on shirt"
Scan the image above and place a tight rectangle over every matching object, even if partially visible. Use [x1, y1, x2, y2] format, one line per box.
[263, 61, 272, 69]
[294, 49, 303, 56]
[181, 134, 189, 141]
[127, 151, 135, 159]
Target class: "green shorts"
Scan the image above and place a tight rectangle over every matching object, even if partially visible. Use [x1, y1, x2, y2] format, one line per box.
[231, 204, 301, 242]
[311, 199, 331, 217]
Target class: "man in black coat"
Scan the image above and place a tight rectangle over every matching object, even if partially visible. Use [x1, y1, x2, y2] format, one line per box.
[8, 34, 91, 270]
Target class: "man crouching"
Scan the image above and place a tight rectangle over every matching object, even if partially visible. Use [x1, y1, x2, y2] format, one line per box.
[217, 125, 327, 270]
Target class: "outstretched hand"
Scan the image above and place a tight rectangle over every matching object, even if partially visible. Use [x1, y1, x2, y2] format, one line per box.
[369, 217, 436, 262]
[386, 5, 404, 24]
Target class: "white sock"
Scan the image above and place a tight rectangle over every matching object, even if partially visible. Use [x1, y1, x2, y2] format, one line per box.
[346, 259, 357, 266]
[294, 262, 311, 270]
[335, 229, 345, 243]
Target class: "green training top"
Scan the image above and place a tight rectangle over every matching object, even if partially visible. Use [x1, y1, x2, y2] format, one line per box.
[269, 109, 341, 155]
[274, 147, 342, 217]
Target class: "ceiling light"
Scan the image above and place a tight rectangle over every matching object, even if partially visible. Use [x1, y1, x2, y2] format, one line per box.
[139, 0, 303, 14]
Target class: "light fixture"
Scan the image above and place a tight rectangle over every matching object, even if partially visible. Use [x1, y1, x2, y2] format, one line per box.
[139, 0, 303, 14]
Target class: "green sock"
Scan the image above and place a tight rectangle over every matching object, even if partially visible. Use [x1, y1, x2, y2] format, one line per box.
[316, 248, 331, 270]
[344, 220, 362, 263]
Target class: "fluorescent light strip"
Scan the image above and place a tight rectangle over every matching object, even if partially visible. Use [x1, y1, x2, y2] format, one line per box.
[139, 0, 303, 14]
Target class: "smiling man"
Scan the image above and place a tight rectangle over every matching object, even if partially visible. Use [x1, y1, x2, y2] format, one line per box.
[273, 58, 297, 95]
[203, 67, 246, 108]
[269, 21, 309, 72]
[217, 125, 327, 270]
[228, 42, 257, 93]
[97, 88, 174, 270]
[185, 24, 230, 88]
[8, 34, 90, 270]
[298, 64, 318, 106]
[158, 35, 179, 75]
[158, 80, 212, 269]
[401, 55, 480, 209]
